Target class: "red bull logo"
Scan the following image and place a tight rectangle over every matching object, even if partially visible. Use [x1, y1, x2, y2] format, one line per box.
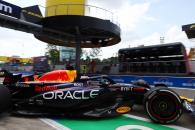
[35, 86, 58, 92]
[38, 70, 77, 82]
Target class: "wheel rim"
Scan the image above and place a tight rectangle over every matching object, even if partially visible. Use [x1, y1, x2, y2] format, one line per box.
[151, 94, 177, 118]
[147, 92, 181, 122]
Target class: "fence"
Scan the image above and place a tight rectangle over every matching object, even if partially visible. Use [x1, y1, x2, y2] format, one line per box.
[38, 4, 119, 26]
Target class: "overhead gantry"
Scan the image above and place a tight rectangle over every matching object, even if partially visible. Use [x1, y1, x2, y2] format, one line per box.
[0, 0, 121, 74]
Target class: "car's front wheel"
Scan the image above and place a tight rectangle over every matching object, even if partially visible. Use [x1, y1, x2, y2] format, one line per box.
[143, 87, 182, 124]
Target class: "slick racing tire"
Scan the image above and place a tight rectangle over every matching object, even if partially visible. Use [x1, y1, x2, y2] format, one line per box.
[0, 85, 11, 113]
[143, 87, 182, 124]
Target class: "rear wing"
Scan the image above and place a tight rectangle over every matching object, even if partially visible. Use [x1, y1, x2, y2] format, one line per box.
[0, 70, 10, 77]
[0, 70, 22, 85]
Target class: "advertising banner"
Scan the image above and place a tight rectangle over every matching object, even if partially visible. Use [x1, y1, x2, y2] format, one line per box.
[0, 0, 21, 18]
[110, 75, 195, 89]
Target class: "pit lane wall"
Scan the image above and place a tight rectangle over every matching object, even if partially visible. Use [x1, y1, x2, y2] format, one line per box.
[109, 75, 195, 89]
[11, 71, 195, 89]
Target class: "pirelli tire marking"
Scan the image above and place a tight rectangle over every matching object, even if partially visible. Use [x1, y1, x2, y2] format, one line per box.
[145, 89, 182, 124]
[116, 125, 153, 130]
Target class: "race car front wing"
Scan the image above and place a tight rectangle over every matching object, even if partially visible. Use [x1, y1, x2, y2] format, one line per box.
[183, 98, 195, 117]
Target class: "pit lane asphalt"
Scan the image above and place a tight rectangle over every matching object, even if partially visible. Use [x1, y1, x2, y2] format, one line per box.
[0, 114, 56, 130]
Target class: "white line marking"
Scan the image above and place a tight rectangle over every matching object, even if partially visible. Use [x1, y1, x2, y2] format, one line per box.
[124, 114, 191, 130]
[170, 87, 195, 91]
[110, 75, 195, 79]
[40, 118, 71, 130]
[41, 115, 191, 130]
[124, 114, 150, 121]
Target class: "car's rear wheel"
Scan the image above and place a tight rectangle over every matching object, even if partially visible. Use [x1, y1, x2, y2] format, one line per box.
[143, 87, 182, 124]
[0, 85, 11, 113]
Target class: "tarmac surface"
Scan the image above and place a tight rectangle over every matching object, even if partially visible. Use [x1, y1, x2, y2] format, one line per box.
[172, 88, 195, 99]
[0, 114, 56, 130]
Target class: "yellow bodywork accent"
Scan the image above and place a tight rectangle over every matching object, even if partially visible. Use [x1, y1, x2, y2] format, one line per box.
[180, 96, 194, 103]
[116, 107, 131, 114]
[65, 70, 77, 82]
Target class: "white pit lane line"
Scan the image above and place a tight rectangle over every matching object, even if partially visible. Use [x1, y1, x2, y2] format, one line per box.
[40, 114, 191, 130]
[124, 114, 191, 130]
[170, 87, 195, 91]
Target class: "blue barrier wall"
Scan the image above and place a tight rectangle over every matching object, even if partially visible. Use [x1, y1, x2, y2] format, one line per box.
[13, 72, 195, 89]
[13, 72, 34, 75]
[109, 75, 195, 89]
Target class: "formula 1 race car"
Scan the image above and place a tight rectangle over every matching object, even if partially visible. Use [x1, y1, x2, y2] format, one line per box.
[0, 70, 194, 124]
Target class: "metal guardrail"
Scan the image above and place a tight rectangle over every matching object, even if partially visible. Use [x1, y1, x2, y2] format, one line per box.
[38, 4, 119, 26]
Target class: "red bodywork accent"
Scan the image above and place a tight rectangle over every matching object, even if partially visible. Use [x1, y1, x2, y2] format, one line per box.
[132, 87, 146, 91]
[38, 70, 77, 82]
[24, 77, 29, 82]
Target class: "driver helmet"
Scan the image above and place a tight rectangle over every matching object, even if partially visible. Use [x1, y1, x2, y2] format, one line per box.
[135, 79, 149, 88]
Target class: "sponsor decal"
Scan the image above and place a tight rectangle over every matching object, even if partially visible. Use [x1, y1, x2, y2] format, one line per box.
[73, 83, 83, 87]
[182, 82, 195, 87]
[35, 86, 58, 92]
[154, 78, 173, 86]
[110, 75, 195, 89]
[182, 79, 195, 87]
[120, 86, 146, 92]
[121, 87, 130, 91]
[156, 81, 173, 86]
[116, 107, 131, 114]
[121, 87, 144, 92]
[15, 83, 30, 88]
[43, 90, 99, 100]
[0, 2, 12, 14]
[0, 1, 21, 18]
